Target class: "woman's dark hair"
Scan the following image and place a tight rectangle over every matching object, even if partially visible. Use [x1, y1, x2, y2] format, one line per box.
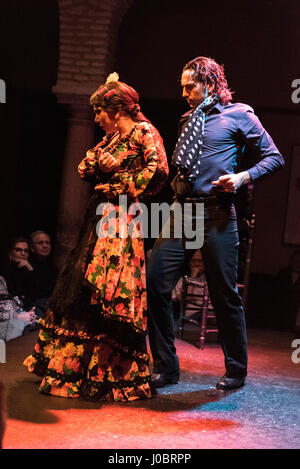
[7, 236, 29, 256]
[90, 80, 149, 122]
[183, 56, 233, 105]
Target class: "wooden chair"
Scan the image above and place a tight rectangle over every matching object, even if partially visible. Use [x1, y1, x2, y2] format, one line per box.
[177, 213, 256, 349]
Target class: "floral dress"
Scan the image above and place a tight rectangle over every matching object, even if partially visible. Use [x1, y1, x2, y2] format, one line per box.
[23, 121, 168, 401]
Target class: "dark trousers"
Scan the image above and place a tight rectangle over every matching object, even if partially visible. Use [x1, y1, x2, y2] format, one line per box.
[147, 199, 248, 379]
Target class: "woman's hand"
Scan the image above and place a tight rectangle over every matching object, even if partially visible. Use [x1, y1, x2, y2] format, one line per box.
[94, 183, 115, 199]
[86, 149, 96, 159]
[17, 260, 34, 271]
[83, 149, 98, 176]
[98, 152, 119, 173]
[19, 307, 36, 323]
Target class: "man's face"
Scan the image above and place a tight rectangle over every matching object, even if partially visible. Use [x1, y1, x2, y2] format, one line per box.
[31, 233, 51, 258]
[181, 69, 210, 108]
[10, 242, 29, 263]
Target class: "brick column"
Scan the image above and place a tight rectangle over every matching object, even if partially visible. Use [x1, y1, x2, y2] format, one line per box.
[53, 0, 134, 267]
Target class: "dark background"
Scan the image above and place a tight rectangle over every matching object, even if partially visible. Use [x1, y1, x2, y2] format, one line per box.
[0, 0, 300, 329]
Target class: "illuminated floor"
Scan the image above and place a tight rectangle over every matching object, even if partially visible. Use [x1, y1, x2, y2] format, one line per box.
[1, 327, 300, 449]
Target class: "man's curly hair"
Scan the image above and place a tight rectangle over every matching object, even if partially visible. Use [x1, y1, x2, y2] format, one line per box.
[183, 56, 233, 105]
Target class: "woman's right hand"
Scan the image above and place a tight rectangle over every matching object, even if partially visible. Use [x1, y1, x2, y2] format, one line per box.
[17, 260, 34, 271]
[98, 152, 119, 173]
[19, 307, 36, 323]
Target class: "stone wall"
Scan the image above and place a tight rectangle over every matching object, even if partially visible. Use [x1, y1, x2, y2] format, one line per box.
[53, 0, 134, 266]
[54, 0, 134, 96]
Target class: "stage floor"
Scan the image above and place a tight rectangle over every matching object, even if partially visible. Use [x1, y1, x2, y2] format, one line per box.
[1, 327, 299, 449]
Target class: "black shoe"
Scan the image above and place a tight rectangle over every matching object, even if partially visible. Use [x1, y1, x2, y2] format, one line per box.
[151, 373, 179, 388]
[216, 374, 245, 391]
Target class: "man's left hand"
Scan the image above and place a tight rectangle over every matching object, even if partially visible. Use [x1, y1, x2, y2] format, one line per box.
[212, 171, 251, 192]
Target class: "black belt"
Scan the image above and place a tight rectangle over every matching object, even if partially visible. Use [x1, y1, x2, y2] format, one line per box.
[175, 194, 233, 204]
[184, 196, 218, 203]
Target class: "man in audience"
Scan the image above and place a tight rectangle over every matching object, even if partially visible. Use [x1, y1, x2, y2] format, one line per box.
[29, 231, 57, 318]
[30, 231, 52, 261]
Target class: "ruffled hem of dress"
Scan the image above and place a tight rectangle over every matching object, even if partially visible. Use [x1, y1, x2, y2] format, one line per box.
[23, 353, 154, 402]
[37, 318, 149, 363]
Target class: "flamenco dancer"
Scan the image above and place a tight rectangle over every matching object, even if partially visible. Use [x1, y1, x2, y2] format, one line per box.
[24, 74, 169, 402]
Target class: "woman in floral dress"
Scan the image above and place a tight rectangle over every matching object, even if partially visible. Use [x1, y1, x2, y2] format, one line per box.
[23, 74, 169, 402]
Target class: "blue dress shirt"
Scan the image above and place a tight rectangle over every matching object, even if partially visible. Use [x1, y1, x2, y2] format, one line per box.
[174, 102, 284, 196]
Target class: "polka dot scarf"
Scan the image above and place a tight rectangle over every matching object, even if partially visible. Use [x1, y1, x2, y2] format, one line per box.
[172, 95, 218, 183]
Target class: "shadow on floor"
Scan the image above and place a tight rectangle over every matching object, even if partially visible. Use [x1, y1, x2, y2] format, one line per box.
[7, 379, 100, 423]
[7, 376, 240, 424]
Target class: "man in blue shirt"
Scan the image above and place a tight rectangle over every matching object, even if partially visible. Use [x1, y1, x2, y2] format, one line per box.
[147, 56, 284, 390]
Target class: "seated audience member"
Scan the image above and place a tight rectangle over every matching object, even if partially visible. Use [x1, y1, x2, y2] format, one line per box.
[172, 250, 213, 318]
[0, 275, 36, 341]
[28, 231, 57, 317]
[276, 249, 300, 333]
[0, 236, 34, 309]
[189, 250, 206, 280]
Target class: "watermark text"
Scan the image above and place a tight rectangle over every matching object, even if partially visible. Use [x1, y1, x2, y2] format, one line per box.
[291, 79, 300, 104]
[0, 340, 5, 363]
[291, 339, 300, 364]
[96, 196, 204, 249]
[0, 79, 6, 103]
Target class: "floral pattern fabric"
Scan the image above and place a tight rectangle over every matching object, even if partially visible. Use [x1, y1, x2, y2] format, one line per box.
[78, 121, 169, 198]
[24, 121, 168, 402]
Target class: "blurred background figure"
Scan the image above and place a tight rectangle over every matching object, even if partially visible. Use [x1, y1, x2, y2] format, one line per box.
[30, 231, 52, 260]
[189, 250, 206, 279]
[28, 231, 57, 319]
[172, 250, 213, 319]
[0, 233, 56, 321]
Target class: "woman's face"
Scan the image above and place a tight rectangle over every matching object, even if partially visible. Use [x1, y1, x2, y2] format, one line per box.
[10, 242, 29, 263]
[93, 106, 117, 134]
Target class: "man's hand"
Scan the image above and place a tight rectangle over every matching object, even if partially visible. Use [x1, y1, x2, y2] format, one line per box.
[98, 152, 119, 173]
[212, 171, 251, 192]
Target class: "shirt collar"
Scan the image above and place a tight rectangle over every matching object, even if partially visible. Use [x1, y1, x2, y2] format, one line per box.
[207, 101, 223, 114]
[181, 100, 224, 120]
